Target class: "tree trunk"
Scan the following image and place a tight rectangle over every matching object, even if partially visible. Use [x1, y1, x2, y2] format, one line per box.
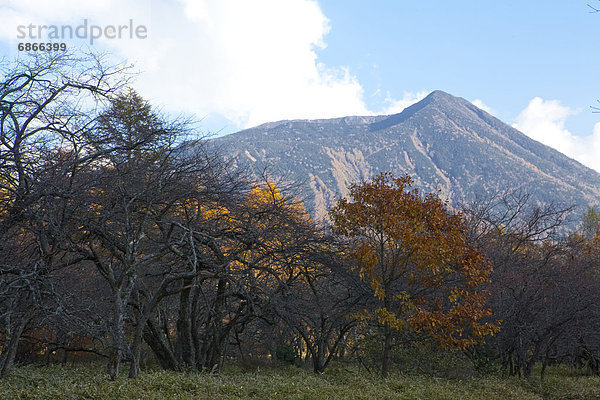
[128, 324, 144, 378]
[381, 325, 393, 379]
[0, 315, 28, 379]
[197, 278, 227, 371]
[541, 357, 548, 379]
[108, 290, 127, 381]
[142, 317, 179, 370]
[175, 278, 194, 367]
[129, 288, 170, 378]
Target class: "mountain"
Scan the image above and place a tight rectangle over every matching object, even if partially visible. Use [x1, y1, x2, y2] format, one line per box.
[213, 90, 600, 226]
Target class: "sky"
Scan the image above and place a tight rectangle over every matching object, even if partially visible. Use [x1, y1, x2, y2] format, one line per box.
[1, 0, 599, 171]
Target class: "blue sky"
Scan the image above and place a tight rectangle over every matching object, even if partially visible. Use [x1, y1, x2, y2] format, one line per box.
[1, 0, 599, 170]
[317, 1, 599, 135]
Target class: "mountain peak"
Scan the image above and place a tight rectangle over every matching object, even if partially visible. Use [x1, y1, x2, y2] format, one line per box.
[369, 90, 459, 131]
[420, 90, 474, 110]
[424, 90, 454, 101]
[370, 90, 486, 132]
[214, 90, 600, 227]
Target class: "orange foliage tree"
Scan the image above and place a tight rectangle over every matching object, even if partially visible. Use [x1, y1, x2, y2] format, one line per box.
[330, 172, 498, 378]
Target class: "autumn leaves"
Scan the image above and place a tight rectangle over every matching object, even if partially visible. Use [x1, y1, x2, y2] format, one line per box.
[330, 173, 499, 377]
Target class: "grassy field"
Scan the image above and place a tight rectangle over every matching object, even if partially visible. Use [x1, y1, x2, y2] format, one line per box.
[1, 363, 600, 399]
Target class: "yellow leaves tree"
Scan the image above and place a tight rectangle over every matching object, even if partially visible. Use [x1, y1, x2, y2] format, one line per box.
[330, 172, 498, 378]
[244, 183, 319, 299]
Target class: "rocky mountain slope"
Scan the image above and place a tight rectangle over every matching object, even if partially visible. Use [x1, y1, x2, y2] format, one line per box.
[213, 90, 600, 225]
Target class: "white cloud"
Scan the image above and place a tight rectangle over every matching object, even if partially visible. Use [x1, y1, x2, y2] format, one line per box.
[513, 97, 600, 173]
[2, 0, 378, 128]
[380, 90, 429, 115]
[471, 99, 494, 115]
[577, 122, 600, 172]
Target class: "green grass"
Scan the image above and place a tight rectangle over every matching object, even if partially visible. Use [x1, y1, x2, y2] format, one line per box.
[1, 363, 600, 399]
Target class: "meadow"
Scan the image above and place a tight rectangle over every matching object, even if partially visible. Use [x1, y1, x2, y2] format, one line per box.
[1, 363, 599, 400]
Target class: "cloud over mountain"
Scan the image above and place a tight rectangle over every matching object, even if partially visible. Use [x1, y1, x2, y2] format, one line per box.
[514, 97, 600, 173]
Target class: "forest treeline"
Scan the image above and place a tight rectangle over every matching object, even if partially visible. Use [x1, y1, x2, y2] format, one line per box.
[1, 53, 600, 381]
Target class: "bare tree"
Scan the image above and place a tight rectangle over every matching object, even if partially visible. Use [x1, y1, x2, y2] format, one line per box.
[272, 239, 368, 373]
[0, 52, 128, 378]
[461, 190, 600, 378]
